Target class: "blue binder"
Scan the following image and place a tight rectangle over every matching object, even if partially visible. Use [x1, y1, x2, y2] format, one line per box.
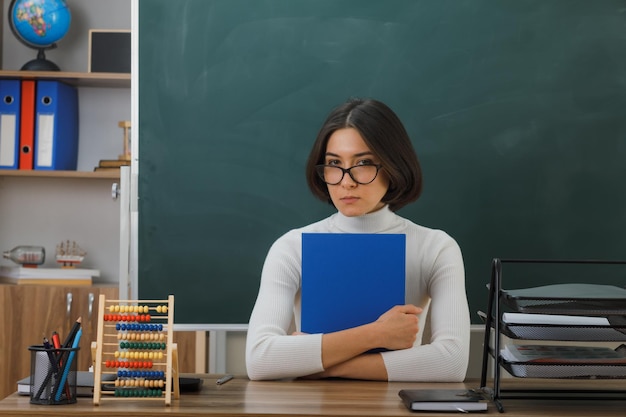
[301, 233, 406, 335]
[0, 79, 21, 170]
[33, 81, 79, 170]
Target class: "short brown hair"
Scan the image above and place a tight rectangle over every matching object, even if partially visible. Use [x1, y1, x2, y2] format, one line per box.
[305, 98, 422, 212]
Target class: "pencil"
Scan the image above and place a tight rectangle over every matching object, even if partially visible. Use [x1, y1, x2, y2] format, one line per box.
[62, 317, 82, 348]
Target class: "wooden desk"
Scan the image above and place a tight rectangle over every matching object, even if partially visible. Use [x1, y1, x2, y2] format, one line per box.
[0, 376, 624, 416]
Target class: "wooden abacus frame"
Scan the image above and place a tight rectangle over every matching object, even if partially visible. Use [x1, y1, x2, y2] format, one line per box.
[92, 295, 179, 405]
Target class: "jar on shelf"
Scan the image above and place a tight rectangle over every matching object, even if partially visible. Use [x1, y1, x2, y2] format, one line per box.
[2, 245, 45, 266]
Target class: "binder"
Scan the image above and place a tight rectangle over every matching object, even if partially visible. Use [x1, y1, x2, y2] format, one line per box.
[0, 79, 21, 170]
[301, 233, 406, 335]
[34, 80, 79, 170]
[19, 80, 36, 170]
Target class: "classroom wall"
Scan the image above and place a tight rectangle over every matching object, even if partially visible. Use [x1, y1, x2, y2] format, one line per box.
[0, 0, 131, 282]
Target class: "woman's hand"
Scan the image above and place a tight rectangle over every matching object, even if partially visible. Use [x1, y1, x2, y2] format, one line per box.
[372, 304, 422, 350]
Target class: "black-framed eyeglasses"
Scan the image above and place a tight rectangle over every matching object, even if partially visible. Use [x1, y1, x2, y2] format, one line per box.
[315, 164, 382, 185]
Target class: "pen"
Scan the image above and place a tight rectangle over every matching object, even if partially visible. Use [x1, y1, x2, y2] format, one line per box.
[216, 374, 234, 385]
[42, 337, 58, 373]
[51, 331, 61, 353]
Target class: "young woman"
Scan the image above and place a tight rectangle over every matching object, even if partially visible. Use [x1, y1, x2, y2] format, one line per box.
[245, 98, 470, 381]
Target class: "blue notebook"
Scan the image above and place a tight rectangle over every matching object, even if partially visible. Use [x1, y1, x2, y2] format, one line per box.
[301, 233, 406, 334]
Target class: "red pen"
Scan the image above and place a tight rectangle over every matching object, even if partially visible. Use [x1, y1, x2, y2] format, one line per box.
[51, 331, 61, 351]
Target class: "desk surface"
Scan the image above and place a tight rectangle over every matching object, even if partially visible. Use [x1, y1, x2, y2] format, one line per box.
[0, 375, 625, 416]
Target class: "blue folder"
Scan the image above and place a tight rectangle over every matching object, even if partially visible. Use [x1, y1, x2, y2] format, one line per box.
[34, 81, 78, 170]
[301, 233, 406, 335]
[0, 79, 21, 169]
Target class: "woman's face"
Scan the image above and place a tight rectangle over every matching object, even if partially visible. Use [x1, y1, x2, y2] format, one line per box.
[324, 128, 389, 217]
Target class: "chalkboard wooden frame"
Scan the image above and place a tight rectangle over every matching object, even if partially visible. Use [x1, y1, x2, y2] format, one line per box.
[138, 0, 626, 325]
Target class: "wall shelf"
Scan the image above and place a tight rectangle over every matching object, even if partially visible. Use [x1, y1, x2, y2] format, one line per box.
[0, 169, 120, 179]
[0, 70, 130, 88]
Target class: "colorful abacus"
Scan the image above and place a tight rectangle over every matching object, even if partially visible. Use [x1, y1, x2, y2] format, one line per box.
[92, 295, 179, 405]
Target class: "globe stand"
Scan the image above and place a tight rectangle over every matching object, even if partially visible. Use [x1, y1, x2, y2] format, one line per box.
[21, 47, 60, 71]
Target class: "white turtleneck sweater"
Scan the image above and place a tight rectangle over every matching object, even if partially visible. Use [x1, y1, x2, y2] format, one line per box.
[245, 206, 470, 381]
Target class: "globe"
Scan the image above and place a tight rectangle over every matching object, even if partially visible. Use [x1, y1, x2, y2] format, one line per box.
[8, 0, 72, 71]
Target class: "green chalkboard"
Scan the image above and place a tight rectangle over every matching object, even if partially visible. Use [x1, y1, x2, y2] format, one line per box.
[138, 0, 626, 324]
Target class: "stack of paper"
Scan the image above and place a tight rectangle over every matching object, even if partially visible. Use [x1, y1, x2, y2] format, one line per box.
[502, 312, 626, 341]
[0, 266, 99, 285]
[502, 344, 626, 364]
[501, 344, 626, 378]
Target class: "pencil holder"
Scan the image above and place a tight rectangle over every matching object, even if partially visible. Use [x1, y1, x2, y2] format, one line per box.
[28, 345, 79, 405]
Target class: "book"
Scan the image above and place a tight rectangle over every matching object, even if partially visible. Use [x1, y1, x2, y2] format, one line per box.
[0, 266, 99, 285]
[18, 371, 115, 397]
[0, 277, 93, 285]
[398, 389, 488, 412]
[94, 166, 123, 172]
[97, 159, 130, 168]
[301, 233, 405, 335]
